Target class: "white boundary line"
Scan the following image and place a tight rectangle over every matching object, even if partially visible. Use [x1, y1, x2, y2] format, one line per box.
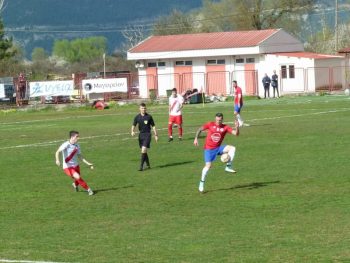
[0, 108, 349, 151]
[0, 259, 72, 263]
[1, 95, 349, 126]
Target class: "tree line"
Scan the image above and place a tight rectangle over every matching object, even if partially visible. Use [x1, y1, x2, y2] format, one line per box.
[0, 0, 349, 79]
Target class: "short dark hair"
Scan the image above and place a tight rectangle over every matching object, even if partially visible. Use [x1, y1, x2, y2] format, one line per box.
[215, 113, 223, 118]
[232, 80, 237, 84]
[172, 88, 177, 92]
[69, 130, 79, 138]
[140, 103, 146, 107]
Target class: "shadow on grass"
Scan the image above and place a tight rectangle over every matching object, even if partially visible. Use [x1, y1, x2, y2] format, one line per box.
[154, 160, 195, 169]
[94, 185, 134, 194]
[205, 180, 280, 194]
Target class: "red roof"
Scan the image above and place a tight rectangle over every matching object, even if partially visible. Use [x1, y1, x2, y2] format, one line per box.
[130, 29, 279, 53]
[273, 52, 344, 59]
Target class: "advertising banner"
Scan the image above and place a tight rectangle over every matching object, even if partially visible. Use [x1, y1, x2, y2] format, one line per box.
[0, 84, 4, 98]
[82, 78, 128, 94]
[29, 80, 74, 97]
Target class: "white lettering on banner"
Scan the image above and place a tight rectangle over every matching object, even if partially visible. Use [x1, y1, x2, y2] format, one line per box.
[29, 81, 74, 97]
[82, 78, 128, 94]
[0, 84, 5, 98]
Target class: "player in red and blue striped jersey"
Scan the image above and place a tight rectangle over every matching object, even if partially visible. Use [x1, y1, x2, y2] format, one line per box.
[194, 113, 239, 193]
[233, 80, 244, 127]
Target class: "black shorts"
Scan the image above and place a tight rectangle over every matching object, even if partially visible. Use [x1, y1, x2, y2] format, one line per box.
[139, 133, 151, 148]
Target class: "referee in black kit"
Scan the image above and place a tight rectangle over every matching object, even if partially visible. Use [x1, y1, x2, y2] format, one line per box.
[131, 103, 159, 171]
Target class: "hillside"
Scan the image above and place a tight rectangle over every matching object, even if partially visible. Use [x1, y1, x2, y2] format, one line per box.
[1, 0, 350, 58]
[1, 0, 203, 57]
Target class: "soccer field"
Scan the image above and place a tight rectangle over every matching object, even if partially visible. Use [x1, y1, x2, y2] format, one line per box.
[1, 95, 350, 263]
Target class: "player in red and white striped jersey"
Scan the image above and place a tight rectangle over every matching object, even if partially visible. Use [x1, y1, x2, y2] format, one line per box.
[55, 130, 94, 196]
[168, 88, 184, 142]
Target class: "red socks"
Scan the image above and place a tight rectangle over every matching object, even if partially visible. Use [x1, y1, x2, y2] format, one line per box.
[77, 178, 89, 190]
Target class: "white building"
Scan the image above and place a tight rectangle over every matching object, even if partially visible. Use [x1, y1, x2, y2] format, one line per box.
[127, 29, 345, 98]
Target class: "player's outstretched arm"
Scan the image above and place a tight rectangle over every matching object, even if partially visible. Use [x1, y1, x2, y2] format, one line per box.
[79, 154, 94, 168]
[152, 126, 159, 142]
[231, 121, 240, 136]
[131, 125, 136, 136]
[55, 149, 61, 166]
[193, 127, 203, 146]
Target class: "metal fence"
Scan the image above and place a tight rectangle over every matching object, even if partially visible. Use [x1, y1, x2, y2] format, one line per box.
[2, 66, 350, 106]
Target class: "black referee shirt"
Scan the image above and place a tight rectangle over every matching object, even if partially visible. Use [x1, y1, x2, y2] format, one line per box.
[133, 113, 155, 133]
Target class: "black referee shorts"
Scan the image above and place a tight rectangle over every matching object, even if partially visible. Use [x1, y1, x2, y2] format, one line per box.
[139, 133, 151, 148]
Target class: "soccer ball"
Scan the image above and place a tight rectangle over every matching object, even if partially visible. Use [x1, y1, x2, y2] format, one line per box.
[345, 88, 350, 96]
[220, 153, 231, 163]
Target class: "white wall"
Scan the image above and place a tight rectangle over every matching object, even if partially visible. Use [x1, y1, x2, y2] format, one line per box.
[136, 54, 345, 98]
[156, 60, 174, 97]
[263, 54, 315, 95]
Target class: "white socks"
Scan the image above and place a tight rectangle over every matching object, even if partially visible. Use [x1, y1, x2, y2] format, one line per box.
[227, 147, 236, 167]
[201, 166, 209, 182]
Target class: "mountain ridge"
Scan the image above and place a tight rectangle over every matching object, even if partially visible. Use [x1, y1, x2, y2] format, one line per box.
[1, 0, 203, 57]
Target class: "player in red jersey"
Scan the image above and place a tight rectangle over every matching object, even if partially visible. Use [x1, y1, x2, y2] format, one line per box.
[55, 130, 94, 196]
[194, 113, 240, 193]
[233, 80, 244, 127]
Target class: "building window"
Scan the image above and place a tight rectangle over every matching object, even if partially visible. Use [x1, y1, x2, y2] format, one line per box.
[246, 58, 255, 63]
[157, 62, 166, 67]
[281, 65, 287, 79]
[148, 62, 157, 68]
[175, 60, 192, 66]
[207, 59, 226, 65]
[281, 65, 295, 79]
[235, 58, 244, 63]
[289, 65, 295, 78]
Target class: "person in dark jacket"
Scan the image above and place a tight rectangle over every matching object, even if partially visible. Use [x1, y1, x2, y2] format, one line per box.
[262, 73, 271, 99]
[271, 70, 279, 98]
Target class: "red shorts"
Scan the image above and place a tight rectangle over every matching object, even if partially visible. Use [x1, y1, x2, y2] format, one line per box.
[64, 166, 80, 177]
[169, 115, 183, 125]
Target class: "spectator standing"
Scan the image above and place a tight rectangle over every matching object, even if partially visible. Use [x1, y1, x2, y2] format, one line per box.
[271, 70, 279, 98]
[262, 73, 271, 99]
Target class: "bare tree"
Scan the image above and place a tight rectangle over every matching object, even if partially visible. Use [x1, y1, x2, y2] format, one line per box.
[199, 0, 315, 33]
[0, 0, 6, 14]
[121, 25, 148, 53]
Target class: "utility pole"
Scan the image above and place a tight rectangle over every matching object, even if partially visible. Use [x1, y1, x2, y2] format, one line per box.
[103, 53, 106, 78]
[335, 0, 338, 52]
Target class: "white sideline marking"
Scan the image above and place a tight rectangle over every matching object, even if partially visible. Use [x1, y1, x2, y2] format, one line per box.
[0, 259, 72, 263]
[247, 108, 350, 122]
[0, 110, 209, 126]
[0, 108, 349, 151]
[0, 128, 167, 150]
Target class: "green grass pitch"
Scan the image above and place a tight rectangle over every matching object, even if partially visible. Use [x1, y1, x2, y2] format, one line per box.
[0, 95, 350, 262]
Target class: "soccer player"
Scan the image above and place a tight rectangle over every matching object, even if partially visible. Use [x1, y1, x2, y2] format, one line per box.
[55, 130, 94, 196]
[233, 80, 244, 127]
[131, 103, 158, 171]
[168, 88, 184, 142]
[193, 113, 239, 193]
